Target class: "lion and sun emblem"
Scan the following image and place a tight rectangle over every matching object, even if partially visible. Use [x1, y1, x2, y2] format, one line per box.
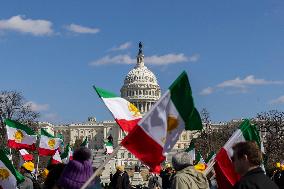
[0, 168, 10, 180]
[128, 102, 141, 117]
[48, 139, 56, 149]
[161, 115, 179, 144]
[14, 130, 24, 143]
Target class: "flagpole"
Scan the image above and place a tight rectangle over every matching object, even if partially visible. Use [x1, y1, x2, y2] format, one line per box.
[204, 159, 216, 176]
[81, 143, 122, 189]
[35, 155, 40, 180]
[9, 148, 13, 165]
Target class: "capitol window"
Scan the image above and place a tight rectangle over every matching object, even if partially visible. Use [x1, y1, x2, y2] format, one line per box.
[121, 153, 125, 158]
[128, 153, 132, 158]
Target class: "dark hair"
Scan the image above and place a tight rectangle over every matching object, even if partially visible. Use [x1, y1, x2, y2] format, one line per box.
[232, 141, 262, 166]
[73, 147, 92, 161]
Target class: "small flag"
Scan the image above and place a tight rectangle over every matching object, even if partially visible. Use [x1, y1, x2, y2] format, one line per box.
[185, 140, 196, 161]
[105, 142, 113, 154]
[80, 137, 89, 148]
[60, 144, 73, 164]
[205, 151, 216, 164]
[0, 149, 24, 189]
[19, 149, 34, 161]
[51, 150, 62, 164]
[38, 129, 63, 156]
[5, 119, 37, 151]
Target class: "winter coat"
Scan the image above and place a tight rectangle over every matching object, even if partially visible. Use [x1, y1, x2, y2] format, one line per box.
[233, 167, 279, 189]
[171, 166, 209, 189]
[18, 172, 34, 189]
[110, 171, 130, 189]
[148, 175, 162, 189]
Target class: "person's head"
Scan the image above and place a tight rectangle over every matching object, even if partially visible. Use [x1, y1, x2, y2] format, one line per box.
[232, 141, 262, 176]
[172, 152, 193, 171]
[57, 147, 93, 189]
[116, 165, 124, 173]
[21, 161, 35, 174]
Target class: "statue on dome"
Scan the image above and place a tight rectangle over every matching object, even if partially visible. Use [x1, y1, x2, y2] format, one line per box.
[138, 42, 143, 55]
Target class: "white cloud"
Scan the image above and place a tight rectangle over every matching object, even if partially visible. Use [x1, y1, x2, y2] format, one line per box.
[90, 54, 135, 66]
[200, 87, 214, 95]
[200, 75, 284, 95]
[0, 15, 53, 36]
[270, 95, 284, 105]
[90, 53, 198, 66]
[217, 75, 284, 88]
[26, 101, 49, 111]
[110, 42, 132, 51]
[41, 113, 60, 122]
[65, 24, 100, 34]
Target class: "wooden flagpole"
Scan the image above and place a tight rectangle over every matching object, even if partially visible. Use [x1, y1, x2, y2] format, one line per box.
[35, 154, 40, 180]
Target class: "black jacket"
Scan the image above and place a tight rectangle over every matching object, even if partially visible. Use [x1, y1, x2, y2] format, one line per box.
[111, 171, 130, 189]
[233, 167, 279, 189]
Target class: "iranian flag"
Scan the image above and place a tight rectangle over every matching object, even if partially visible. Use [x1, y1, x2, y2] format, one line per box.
[19, 149, 34, 161]
[105, 142, 113, 154]
[121, 71, 202, 173]
[94, 86, 142, 132]
[185, 140, 196, 161]
[214, 119, 261, 189]
[5, 119, 37, 151]
[0, 149, 24, 189]
[196, 151, 206, 165]
[39, 129, 63, 156]
[61, 144, 73, 164]
[80, 137, 89, 148]
[51, 150, 62, 164]
[205, 151, 216, 164]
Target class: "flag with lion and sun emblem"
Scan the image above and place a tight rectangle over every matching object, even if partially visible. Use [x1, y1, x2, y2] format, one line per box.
[38, 128, 63, 156]
[121, 71, 202, 173]
[5, 119, 37, 151]
[0, 149, 24, 189]
[93, 86, 142, 132]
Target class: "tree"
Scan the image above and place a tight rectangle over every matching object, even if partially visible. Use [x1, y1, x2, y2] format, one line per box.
[0, 90, 39, 146]
[195, 108, 240, 158]
[254, 110, 284, 170]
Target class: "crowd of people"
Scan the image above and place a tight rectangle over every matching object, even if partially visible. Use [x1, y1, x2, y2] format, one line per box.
[14, 141, 284, 189]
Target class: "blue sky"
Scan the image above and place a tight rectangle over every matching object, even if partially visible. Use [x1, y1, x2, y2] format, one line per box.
[0, 0, 283, 124]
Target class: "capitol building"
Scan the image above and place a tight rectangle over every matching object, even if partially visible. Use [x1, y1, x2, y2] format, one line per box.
[40, 43, 197, 175]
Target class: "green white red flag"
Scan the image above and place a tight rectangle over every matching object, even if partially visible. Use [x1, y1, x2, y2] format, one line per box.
[38, 129, 63, 156]
[121, 71, 202, 173]
[60, 144, 73, 164]
[0, 149, 24, 189]
[94, 86, 142, 132]
[51, 150, 62, 164]
[80, 137, 89, 148]
[105, 142, 113, 154]
[5, 119, 37, 151]
[185, 140, 196, 161]
[214, 119, 261, 189]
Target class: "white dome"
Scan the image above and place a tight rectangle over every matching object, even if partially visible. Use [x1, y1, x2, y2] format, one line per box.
[123, 66, 158, 85]
[120, 42, 161, 114]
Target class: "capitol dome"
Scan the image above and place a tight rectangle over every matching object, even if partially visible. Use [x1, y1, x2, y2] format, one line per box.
[120, 42, 161, 114]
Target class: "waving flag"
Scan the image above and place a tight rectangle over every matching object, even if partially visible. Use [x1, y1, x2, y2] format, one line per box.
[214, 119, 261, 189]
[0, 149, 24, 189]
[5, 119, 37, 151]
[185, 140, 196, 161]
[39, 129, 62, 156]
[94, 87, 142, 132]
[80, 137, 89, 148]
[61, 144, 73, 164]
[121, 71, 202, 173]
[51, 150, 62, 164]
